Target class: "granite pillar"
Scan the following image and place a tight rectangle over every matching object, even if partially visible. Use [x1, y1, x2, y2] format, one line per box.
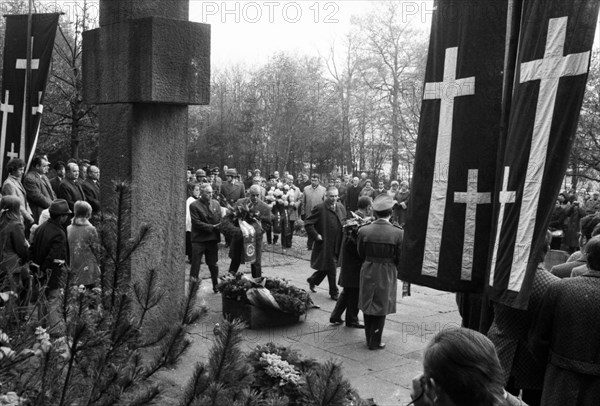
[82, 0, 210, 319]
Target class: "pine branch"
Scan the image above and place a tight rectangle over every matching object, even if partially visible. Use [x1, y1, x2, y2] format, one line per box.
[179, 363, 209, 406]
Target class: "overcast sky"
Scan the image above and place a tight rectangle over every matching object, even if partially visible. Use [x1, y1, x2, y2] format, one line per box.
[188, 0, 434, 68]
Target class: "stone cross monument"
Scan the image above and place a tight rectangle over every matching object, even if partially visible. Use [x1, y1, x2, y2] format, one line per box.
[82, 1, 210, 313]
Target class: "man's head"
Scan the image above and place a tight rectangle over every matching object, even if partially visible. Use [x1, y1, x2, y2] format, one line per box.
[49, 199, 72, 223]
[335, 178, 341, 188]
[274, 171, 280, 179]
[378, 181, 385, 190]
[66, 163, 79, 180]
[343, 174, 350, 183]
[7, 158, 26, 178]
[199, 183, 213, 201]
[79, 161, 90, 179]
[54, 161, 66, 178]
[357, 196, 372, 215]
[360, 172, 367, 180]
[352, 177, 359, 186]
[580, 215, 600, 245]
[32, 157, 50, 175]
[88, 165, 100, 181]
[325, 187, 339, 206]
[302, 173, 309, 182]
[311, 174, 320, 187]
[287, 174, 294, 184]
[327, 178, 335, 188]
[372, 194, 394, 219]
[195, 169, 207, 183]
[586, 235, 600, 271]
[248, 185, 261, 204]
[225, 168, 237, 181]
[252, 176, 262, 185]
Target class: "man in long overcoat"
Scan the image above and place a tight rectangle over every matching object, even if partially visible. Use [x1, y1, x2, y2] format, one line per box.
[357, 194, 403, 350]
[305, 187, 346, 300]
[302, 174, 327, 250]
[330, 196, 372, 327]
[530, 235, 600, 405]
[57, 163, 86, 215]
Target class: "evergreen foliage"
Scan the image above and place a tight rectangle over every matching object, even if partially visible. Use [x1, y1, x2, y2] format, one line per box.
[0, 181, 204, 405]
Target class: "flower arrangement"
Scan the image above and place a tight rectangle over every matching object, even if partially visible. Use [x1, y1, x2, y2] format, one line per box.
[343, 212, 373, 243]
[217, 273, 315, 318]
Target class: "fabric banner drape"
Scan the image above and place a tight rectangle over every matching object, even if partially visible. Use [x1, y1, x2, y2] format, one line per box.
[487, 0, 600, 309]
[0, 13, 60, 178]
[398, 0, 508, 292]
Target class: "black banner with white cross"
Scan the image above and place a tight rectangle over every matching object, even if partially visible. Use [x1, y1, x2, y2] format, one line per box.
[487, 0, 600, 309]
[398, 0, 508, 292]
[1, 13, 59, 179]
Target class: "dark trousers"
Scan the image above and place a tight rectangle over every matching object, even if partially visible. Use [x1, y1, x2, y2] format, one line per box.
[190, 241, 219, 289]
[364, 314, 386, 347]
[307, 268, 338, 296]
[307, 232, 315, 249]
[284, 220, 294, 248]
[330, 287, 359, 324]
[228, 239, 262, 278]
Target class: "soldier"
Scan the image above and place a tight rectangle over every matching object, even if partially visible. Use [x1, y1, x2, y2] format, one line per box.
[357, 194, 403, 350]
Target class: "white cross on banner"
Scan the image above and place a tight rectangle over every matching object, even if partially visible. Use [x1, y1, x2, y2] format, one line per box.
[0, 13, 59, 178]
[399, 0, 507, 293]
[488, 1, 600, 310]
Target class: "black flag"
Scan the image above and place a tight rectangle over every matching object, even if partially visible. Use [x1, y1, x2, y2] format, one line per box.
[1, 13, 59, 178]
[398, 0, 508, 292]
[487, 0, 600, 309]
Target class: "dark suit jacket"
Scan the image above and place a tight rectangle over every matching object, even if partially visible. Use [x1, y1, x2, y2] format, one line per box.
[305, 202, 347, 271]
[190, 198, 222, 243]
[23, 171, 56, 222]
[57, 178, 86, 212]
[30, 218, 68, 289]
[81, 179, 101, 213]
[50, 176, 63, 197]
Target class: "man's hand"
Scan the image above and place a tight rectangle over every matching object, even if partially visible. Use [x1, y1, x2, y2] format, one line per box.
[316, 234, 323, 241]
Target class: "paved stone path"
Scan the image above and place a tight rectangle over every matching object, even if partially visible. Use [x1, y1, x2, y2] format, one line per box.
[159, 237, 461, 405]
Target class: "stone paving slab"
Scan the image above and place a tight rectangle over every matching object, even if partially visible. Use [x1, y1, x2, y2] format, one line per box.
[163, 237, 461, 405]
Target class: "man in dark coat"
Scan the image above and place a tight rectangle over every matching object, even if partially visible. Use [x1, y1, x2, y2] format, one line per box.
[223, 185, 271, 277]
[530, 235, 600, 405]
[345, 177, 362, 213]
[305, 187, 347, 300]
[357, 194, 403, 350]
[23, 156, 56, 223]
[57, 162, 86, 215]
[30, 199, 71, 335]
[330, 196, 372, 328]
[189, 183, 222, 292]
[81, 165, 101, 214]
[49, 161, 66, 198]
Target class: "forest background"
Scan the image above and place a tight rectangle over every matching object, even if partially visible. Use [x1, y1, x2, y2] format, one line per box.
[1, 0, 599, 187]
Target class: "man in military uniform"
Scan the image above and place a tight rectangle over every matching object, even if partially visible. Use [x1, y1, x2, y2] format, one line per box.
[220, 168, 245, 205]
[357, 194, 403, 350]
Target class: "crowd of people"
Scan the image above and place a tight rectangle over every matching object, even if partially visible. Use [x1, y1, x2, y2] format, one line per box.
[185, 164, 411, 350]
[0, 156, 101, 335]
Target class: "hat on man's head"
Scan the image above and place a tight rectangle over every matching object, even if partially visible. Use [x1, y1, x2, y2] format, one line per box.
[254, 168, 261, 174]
[196, 169, 207, 177]
[211, 167, 220, 173]
[372, 194, 394, 212]
[49, 199, 72, 215]
[226, 168, 238, 177]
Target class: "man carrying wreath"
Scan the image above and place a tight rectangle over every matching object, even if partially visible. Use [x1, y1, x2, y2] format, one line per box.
[223, 185, 272, 278]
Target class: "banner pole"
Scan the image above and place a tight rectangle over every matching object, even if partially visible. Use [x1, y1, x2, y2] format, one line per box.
[22, 0, 33, 162]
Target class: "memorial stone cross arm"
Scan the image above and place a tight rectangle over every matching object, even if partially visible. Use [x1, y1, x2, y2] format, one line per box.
[82, 0, 210, 313]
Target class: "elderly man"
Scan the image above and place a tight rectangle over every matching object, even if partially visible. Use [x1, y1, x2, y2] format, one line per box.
[345, 177, 362, 213]
[189, 183, 222, 292]
[584, 190, 600, 215]
[357, 194, 403, 350]
[530, 235, 600, 405]
[551, 214, 600, 278]
[81, 165, 101, 214]
[223, 185, 272, 277]
[57, 162, 86, 215]
[302, 174, 326, 250]
[50, 161, 66, 197]
[2, 158, 34, 227]
[305, 187, 347, 300]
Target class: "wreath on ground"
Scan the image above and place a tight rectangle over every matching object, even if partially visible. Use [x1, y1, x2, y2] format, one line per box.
[217, 273, 316, 317]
